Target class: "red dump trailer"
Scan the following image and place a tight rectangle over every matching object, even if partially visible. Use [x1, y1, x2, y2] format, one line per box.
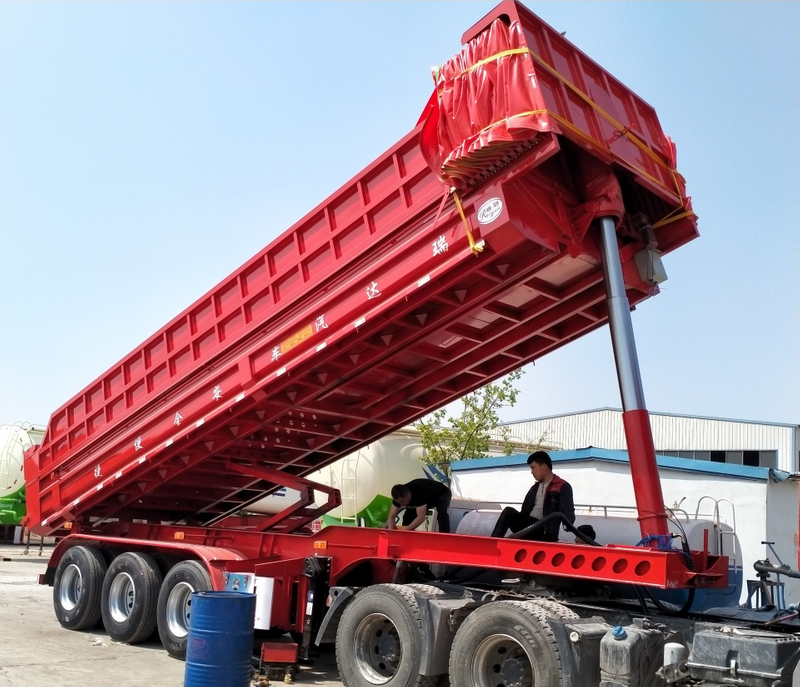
[23, 2, 800, 685]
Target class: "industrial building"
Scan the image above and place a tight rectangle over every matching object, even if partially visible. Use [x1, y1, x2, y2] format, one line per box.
[497, 408, 800, 472]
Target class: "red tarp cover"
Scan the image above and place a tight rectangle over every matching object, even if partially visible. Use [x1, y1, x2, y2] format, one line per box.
[419, 16, 692, 236]
[420, 19, 550, 190]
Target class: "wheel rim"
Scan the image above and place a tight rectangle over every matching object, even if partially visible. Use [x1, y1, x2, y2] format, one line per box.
[166, 581, 195, 638]
[471, 633, 533, 687]
[59, 564, 83, 611]
[108, 572, 136, 623]
[352, 612, 402, 684]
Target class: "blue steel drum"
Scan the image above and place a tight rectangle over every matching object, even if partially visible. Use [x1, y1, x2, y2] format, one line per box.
[184, 591, 257, 687]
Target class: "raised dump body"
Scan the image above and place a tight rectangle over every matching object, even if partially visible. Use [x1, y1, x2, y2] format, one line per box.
[24, 0, 697, 537]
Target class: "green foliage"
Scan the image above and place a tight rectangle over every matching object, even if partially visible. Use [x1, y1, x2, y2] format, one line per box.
[415, 369, 524, 473]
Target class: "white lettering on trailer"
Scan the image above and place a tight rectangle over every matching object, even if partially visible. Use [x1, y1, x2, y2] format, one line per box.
[271, 346, 281, 361]
[133, 436, 143, 451]
[94, 464, 101, 478]
[316, 342, 326, 352]
[366, 281, 381, 299]
[235, 392, 245, 402]
[354, 317, 366, 328]
[174, 412, 183, 426]
[417, 275, 431, 287]
[432, 235, 449, 256]
[315, 315, 328, 332]
[212, 385, 223, 401]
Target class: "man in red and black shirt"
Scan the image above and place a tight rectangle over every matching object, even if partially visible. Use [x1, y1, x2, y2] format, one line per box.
[490, 451, 574, 541]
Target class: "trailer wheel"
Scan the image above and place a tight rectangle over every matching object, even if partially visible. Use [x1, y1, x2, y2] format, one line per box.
[53, 545, 107, 631]
[448, 600, 562, 687]
[156, 560, 212, 659]
[336, 584, 438, 687]
[100, 551, 162, 644]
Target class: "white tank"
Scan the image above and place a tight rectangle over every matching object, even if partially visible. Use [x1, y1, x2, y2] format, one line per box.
[457, 507, 739, 562]
[0, 423, 42, 501]
[249, 435, 436, 524]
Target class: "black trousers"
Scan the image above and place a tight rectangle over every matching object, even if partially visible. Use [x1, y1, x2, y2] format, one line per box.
[490, 506, 547, 540]
[401, 491, 452, 533]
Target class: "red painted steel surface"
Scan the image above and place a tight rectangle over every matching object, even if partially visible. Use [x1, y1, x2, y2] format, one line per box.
[623, 409, 669, 534]
[45, 523, 728, 633]
[25, 1, 707, 590]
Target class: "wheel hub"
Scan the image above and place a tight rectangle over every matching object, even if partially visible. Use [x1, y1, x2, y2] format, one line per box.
[166, 581, 195, 638]
[352, 612, 401, 684]
[500, 656, 532, 687]
[108, 572, 136, 623]
[59, 563, 83, 611]
[377, 632, 400, 662]
[472, 633, 533, 687]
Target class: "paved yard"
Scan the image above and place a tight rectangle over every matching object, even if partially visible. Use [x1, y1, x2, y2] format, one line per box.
[0, 544, 342, 687]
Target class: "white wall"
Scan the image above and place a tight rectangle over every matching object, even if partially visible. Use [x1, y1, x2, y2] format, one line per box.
[452, 459, 779, 604]
[765, 477, 800, 602]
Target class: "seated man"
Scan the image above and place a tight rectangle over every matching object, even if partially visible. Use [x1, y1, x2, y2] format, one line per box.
[384, 478, 452, 533]
[490, 451, 574, 541]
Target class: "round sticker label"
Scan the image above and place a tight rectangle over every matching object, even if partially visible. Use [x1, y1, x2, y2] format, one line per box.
[477, 198, 503, 225]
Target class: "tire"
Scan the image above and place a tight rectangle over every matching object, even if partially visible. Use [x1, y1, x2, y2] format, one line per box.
[404, 584, 446, 597]
[527, 598, 579, 620]
[99, 547, 121, 566]
[100, 551, 162, 644]
[448, 600, 563, 687]
[152, 553, 179, 577]
[53, 545, 107, 630]
[336, 584, 439, 687]
[156, 560, 212, 659]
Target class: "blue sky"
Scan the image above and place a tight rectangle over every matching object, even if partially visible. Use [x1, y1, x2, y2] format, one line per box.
[1, 2, 798, 430]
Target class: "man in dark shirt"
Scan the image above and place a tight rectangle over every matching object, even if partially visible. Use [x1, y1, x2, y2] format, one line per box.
[384, 478, 452, 533]
[490, 451, 575, 541]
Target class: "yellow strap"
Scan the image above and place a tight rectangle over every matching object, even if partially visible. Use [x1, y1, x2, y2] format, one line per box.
[451, 189, 484, 256]
[457, 47, 531, 77]
[652, 209, 696, 229]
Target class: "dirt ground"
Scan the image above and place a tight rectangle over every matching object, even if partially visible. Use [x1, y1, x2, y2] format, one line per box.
[0, 543, 343, 687]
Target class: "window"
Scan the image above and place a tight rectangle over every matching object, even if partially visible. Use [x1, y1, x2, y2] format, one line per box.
[655, 448, 778, 467]
[742, 450, 759, 467]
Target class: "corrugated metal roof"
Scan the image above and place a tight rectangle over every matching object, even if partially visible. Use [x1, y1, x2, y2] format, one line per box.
[502, 407, 799, 429]
[493, 409, 798, 472]
[450, 447, 777, 481]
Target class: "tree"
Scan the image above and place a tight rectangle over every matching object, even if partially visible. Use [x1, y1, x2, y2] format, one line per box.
[415, 369, 524, 475]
